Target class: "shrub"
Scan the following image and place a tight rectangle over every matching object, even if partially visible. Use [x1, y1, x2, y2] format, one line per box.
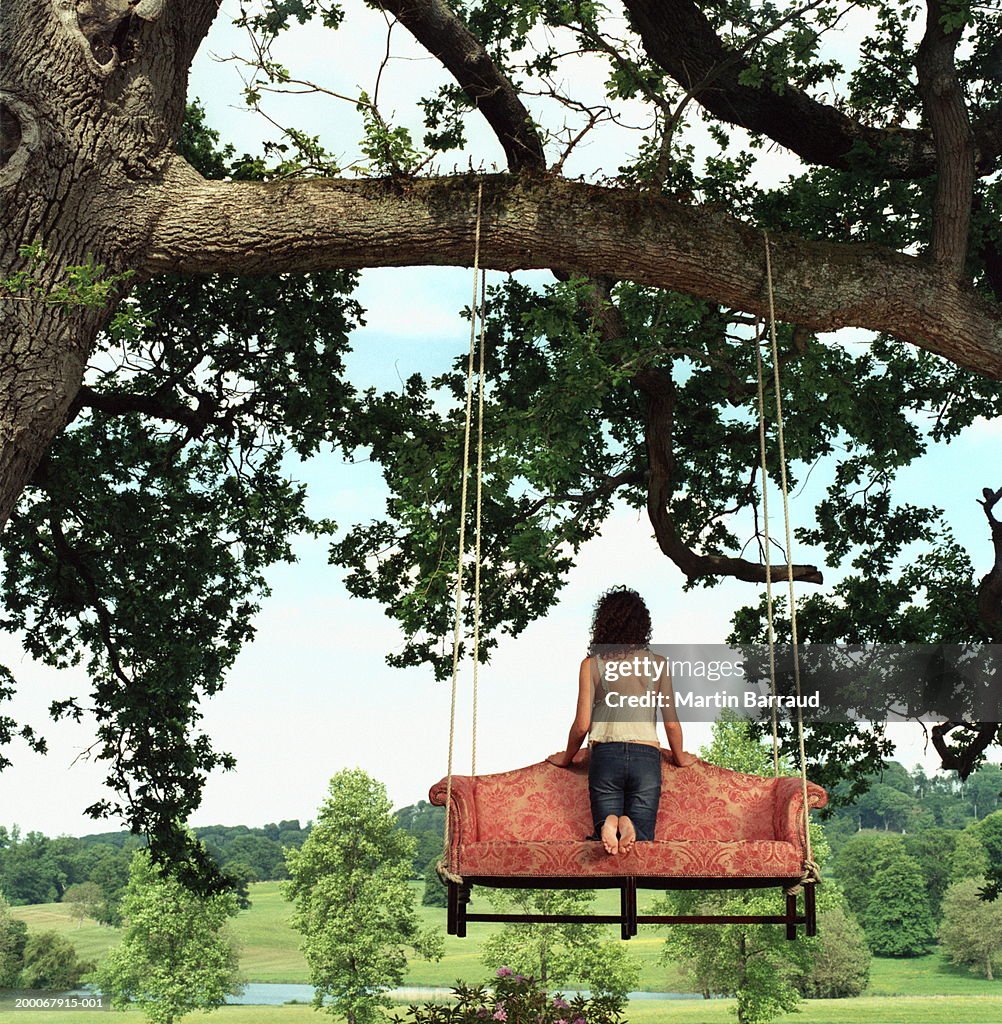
[391, 969, 624, 1024]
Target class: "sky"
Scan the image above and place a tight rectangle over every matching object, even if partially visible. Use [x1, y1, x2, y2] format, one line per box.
[0, 3, 999, 838]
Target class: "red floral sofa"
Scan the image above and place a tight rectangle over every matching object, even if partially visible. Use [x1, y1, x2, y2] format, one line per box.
[430, 754, 826, 940]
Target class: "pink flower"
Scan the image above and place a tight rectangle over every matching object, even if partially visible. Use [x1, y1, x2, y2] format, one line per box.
[492, 1011, 507, 1022]
[496, 967, 513, 978]
[572, 1018, 587, 1024]
[553, 997, 570, 1009]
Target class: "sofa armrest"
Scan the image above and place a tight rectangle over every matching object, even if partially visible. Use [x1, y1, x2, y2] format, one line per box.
[429, 775, 479, 872]
[772, 776, 829, 852]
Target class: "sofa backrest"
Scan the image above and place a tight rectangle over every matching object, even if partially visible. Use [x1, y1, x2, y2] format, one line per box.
[474, 762, 594, 841]
[471, 758, 779, 842]
[655, 760, 778, 841]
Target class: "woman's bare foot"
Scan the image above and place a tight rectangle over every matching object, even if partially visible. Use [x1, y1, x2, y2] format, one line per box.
[617, 816, 636, 855]
[601, 815, 619, 855]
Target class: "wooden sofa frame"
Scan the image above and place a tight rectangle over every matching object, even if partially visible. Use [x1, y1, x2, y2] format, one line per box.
[446, 873, 818, 941]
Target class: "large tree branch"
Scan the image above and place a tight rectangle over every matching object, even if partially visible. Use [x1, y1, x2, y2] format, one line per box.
[931, 720, 1000, 779]
[621, 0, 1001, 179]
[376, 0, 546, 173]
[148, 166, 1002, 379]
[66, 384, 222, 436]
[916, 0, 977, 277]
[634, 365, 823, 585]
[977, 485, 1002, 642]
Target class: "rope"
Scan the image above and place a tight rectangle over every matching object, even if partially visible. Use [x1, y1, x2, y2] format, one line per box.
[442, 183, 485, 865]
[753, 319, 781, 777]
[763, 230, 814, 868]
[471, 268, 487, 776]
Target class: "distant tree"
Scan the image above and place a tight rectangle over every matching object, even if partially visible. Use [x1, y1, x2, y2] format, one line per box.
[480, 888, 638, 1006]
[832, 832, 904, 911]
[903, 829, 958, 916]
[421, 856, 447, 908]
[0, 895, 28, 987]
[19, 931, 94, 990]
[964, 765, 1002, 820]
[0, 829, 56, 905]
[285, 769, 443, 1024]
[861, 854, 936, 956]
[222, 835, 285, 880]
[63, 881, 104, 928]
[971, 811, 1002, 898]
[95, 850, 243, 1024]
[799, 906, 871, 998]
[701, 709, 788, 775]
[875, 762, 915, 797]
[911, 765, 931, 801]
[950, 827, 990, 883]
[659, 893, 811, 1024]
[856, 783, 919, 832]
[939, 878, 1002, 980]
[396, 801, 447, 876]
[85, 846, 132, 926]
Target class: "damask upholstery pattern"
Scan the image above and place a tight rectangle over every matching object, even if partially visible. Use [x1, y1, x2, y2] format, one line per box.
[429, 755, 827, 878]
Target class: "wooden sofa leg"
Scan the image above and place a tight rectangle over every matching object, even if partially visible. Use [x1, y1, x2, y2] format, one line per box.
[629, 877, 638, 937]
[785, 891, 797, 941]
[457, 882, 471, 938]
[805, 883, 817, 937]
[447, 881, 458, 935]
[620, 881, 630, 940]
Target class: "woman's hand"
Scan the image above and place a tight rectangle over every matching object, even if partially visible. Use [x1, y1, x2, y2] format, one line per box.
[672, 750, 699, 768]
[547, 751, 575, 768]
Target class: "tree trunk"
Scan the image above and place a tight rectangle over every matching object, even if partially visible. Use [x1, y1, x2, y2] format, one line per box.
[0, 0, 215, 528]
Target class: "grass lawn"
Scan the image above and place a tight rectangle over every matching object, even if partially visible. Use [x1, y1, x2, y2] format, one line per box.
[7, 996, 1002, 1024]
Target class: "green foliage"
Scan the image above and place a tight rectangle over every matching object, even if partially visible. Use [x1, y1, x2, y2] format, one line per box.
[18, 930, 94, 990]
[971, 810, 1002, 899]
[966, 764, 1002, 819]
[657, 890, 811, 1024]
[939, 877, 1002, 980]
[285, 769, 443, 1024]
[903, 829, 958, 915]
[799, 905, 871, 998]
[0, 244, 135, 310]
[862, 855, 937, 957]
[480, 889, 638, 1005]
[699, 707, 786, 775]
[391, 971, 624, 1024]
[0, 895, 29, 987]
[395, 800, 447, 876]
[422, 857, 447, 908]
[62, 881, 104, 927]
[94, 850, 243, 1023]
[951, 827, 991, 883]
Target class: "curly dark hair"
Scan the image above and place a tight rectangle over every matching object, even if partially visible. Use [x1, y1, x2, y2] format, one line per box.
[588, 586, 652, 655]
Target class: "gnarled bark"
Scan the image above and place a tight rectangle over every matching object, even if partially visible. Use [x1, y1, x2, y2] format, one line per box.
[146, 166, 1002, 379]
[917, 0, 977, 277]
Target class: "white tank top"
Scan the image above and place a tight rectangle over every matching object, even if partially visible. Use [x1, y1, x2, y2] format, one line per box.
[588, 651, 663, 745]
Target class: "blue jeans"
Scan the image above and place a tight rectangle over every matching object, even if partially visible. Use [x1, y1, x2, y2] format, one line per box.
[588, 741, 662, 841]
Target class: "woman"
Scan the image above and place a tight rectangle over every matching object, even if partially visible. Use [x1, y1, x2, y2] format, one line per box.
[548, 587, 697, 855]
